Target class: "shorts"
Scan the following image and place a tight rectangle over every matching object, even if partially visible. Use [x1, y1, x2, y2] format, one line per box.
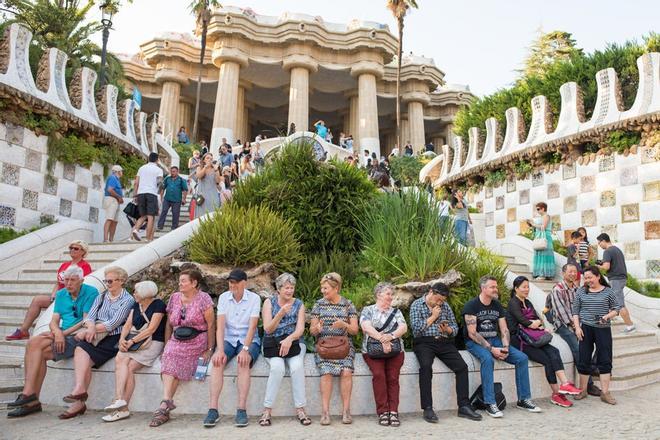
[224, 340, 261, 368]
[102, 196, 120, 222]
[52, 335, 78, 362]
[609, 278, 627, 307]
[137, 193, 158, 217]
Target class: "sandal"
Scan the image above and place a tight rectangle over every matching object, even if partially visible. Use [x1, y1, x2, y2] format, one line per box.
[58, 403, 86, 419]
[149, 409, 170, 427]
[320, 412, 331, 426]
[342, 412, 352, 424]
[389, 411, 401, 427]
[297, 410, 312, 426]
[378, 412, 390, 426]
[258, 412, 272, 427]
[62, 392, 88, 403]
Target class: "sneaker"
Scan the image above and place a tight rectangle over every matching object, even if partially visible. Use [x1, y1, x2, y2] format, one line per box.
[422, 407, 438, 423]
[558, 382, 582, 395]
[102, 409, 130, 422]
[551, 393, 572, 408]
[622, 325, 636, 334]
[235, 408, 249, 427]
[516, 399, 542, 413]
[131, 230, 141, 241]
[5, 329, 29, 341]
[203, 408, 220, 428]
[600, 391, 617, 405]
[485, 404, 503, 418]
[104, 399, 128, 412]
[587, 383, 602, 397]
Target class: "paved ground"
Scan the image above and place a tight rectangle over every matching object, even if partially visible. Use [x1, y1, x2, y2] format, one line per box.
[1, 383, 659, 440]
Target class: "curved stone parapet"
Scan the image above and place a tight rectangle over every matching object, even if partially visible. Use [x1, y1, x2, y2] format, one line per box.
[427, 52, 660, 187]
[0, 23, 178, 167]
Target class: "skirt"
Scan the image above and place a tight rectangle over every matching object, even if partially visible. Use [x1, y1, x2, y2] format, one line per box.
[116, 341, 165, 368]
[77, 334, 121, 368]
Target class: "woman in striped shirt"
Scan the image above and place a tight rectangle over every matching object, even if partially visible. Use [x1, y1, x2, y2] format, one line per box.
[58, 266, 135, 419]
[571, 266, 620, 406]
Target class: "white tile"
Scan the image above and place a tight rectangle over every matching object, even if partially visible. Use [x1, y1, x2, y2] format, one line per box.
[577, 192, 598, 211]
[617, 185, 642, 205]
[640, 201, 659, 221]
[38, 193, 60, 216]
[638, 161, 660, 184]
[75, 166, 93, 188]
[640, 240, 660, 260]
[57, 179, 77, 200]
[14, 207, 41, 229]
[618, 222, 642, 243]
[0, 183, 22, 207]
[1, 141, 26, 167]
[22, 129, 48, 153]
[598, 206, 620, 225]
[18, 168, 43, 192]
[71, 200, 88, 221]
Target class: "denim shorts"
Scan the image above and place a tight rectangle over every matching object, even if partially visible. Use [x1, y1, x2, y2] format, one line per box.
[52, 335, 78, 362]
[224, 340, 261, 368]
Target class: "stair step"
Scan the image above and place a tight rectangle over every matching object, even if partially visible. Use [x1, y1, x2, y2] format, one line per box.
[612, 331, 657, 350]
[596, 360, 660, 391]
[38, 259, 115, 271]
[613, 345, 660, 368]
[506, 263, 530, 273]
[0, 306, 30, 320]
[0, 378, 23, 395]
[85, 242, 144, 252]
[0, 340, 27, 357]
[0, 294, 46, 307]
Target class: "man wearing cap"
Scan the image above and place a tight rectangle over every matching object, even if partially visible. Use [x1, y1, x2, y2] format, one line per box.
[103, 165, 124, 242]
[410, 283, 482, 423]
[206, 268, 261, 428]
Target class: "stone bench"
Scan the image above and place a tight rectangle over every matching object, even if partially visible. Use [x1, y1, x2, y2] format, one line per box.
[41, 342, 574, 416]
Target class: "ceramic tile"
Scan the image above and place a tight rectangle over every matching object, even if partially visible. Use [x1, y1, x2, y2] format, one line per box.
[43, 175, 58, 195]
[562, 163, 576, 180]
[547, 183, 560, 199]
[519, 189, 530, 205]
[645, 221, 660, 240]
[621, 203, 640, 223]
[564, 196, 577, 213]
[602, 224, 618, 242]
[581, 209, 597, 227]
[0, 205, 16, 226]
[643, 181, 660, 201]
[598, 155, 615, 172]
[496, 224, 505, 239]
[600, 190, 616, 207]
[624, 242, 640, 260]
[485, 212, 494, 227]
[1, 163, 19, 186]
[647, 260, 660, 278]
[496, 195, 504, 210]
[506, 178, 516, 193]
[532, 172, 544, 187]
[63, 163, 76, 181]
[507, 207, 516, 223]
[88, 206, 99, 223]
[581, 175, 595, 193]
[76, 186, 88, 203]
[59, 199, 72, 217]
[22, 189, 38, 210]
[620, 167, 638, 186]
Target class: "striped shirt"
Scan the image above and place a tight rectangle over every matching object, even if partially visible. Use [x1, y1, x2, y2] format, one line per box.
[577, 240, 590, 262]
[572, 286, 621, 328]
[549, 281, 579, 328]
[84, 289, 135, 335]
[409, 296, 458, 338]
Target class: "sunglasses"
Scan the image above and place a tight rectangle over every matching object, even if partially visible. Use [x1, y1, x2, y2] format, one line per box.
[69, 246, 82, 251]
[180, 306, 187, 322]
[104, 279, 119, 285]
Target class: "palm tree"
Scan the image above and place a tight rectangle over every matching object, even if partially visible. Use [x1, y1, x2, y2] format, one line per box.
[189, 0, 220, 143]
[386, 0, 418, 156]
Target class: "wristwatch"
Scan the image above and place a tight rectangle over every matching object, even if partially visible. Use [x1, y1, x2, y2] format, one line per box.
[242, 345, 249, 352]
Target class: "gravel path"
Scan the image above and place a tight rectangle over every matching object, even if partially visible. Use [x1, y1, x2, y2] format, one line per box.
[2, 382, 659, 439]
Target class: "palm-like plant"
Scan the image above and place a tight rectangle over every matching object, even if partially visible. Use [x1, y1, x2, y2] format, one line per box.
[386, 0, 418, 156]
[189, 0, 220, 143]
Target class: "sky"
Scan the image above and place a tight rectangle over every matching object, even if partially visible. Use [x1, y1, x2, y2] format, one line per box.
[89, 0, 659, 97]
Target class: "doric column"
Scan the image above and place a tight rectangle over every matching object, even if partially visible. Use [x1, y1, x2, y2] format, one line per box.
[235, 86, 245, 143]
[347, 93, 359, 146]
[403, 91, 430, 152]
[351, 61, 384, 158]
[401, 113, 410, 147]
[210, 46, 248, 154]
[176, 100, 193, 137]
[155, 70, 188, 140]
[283, 55, 318, 133]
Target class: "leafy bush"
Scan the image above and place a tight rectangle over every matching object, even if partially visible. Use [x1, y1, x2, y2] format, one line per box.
[484, 169, 507, 188]
[0, 217, 55, 245]
[389, 155, 424, 187]
[295, 251, 360, 309]
[627, 275, 660, 299]
[231, 140, 376, 255]
[604, 130, 641, 154]
[22, 112, 60, 136]
[173, 142, 201, 174]
[187, 204, 303, 272]
[512, 159, 534, 179]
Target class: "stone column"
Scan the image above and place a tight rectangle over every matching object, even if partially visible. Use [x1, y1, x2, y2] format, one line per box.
[176, 101, 193, 138]
[283, 55, 318, 133]
[351, 61, 383, 158]
[445, 123, 455, 148]
[210, 47, 248, 154]
[348, 93, 359, 146]
[401, 114, 410, 147]
[155, 70, 188, 140]
[407, 101, 425, 151]
[243, 105, 250, 143]
[235, 86, 245, 143]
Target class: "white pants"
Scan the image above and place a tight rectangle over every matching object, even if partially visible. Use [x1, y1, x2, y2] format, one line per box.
[263, 342, 307, 409]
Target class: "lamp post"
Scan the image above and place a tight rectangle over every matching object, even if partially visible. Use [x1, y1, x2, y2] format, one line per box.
[99, 2, 114, 88]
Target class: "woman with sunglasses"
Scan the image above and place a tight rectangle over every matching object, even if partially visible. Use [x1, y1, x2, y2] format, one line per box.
[6, 240, 92, 341]
[150, 268, 215, 427]
[527, 202, 556, 280]
[59, 266, 134, 419]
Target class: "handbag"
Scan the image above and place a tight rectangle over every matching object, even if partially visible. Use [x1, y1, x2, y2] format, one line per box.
[173, 326, 204, 341]
[365, 310, 402, 359]
[518, 325, 553, 348]
[122, 201, 140, 219]
[123, 305, 153, 352]
[532, 237, 547, 250]
[194, 192, 205, 207]
[262, 334, 302, 358]
[470, 382, 507, 410]
[316, 335, 350, 360]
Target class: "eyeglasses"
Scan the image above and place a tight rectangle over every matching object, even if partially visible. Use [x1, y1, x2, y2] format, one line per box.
[104, 279, 119, 285]
[69, 246, 82, 251]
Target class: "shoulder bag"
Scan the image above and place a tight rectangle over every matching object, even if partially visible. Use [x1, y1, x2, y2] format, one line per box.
[123, 305, 153, 352]
[315, 302, 351, 360]
[262, 334, 302, 358]
[365, 310, 402, 359]
[517, 303, 552, 348]
[532, 237, 548, 251]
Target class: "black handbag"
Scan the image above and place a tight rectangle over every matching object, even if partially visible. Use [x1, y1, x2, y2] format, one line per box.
[123, 201, 139, 219]
[173, 326, 204, 341]
[262, 334, 302, 358]
[470, 382, 507, 410]
[365, 310, 402, 359]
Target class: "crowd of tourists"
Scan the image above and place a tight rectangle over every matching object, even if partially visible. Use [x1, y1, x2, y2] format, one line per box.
[6, 248, 624, 428]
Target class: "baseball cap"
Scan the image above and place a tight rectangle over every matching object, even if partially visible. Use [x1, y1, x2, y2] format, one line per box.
[111, 165, 123, 172]
[430, 282, 450, 296]
[227, 268, 248, 282]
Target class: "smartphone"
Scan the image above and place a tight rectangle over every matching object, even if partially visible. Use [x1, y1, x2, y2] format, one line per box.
[194, 356, 209, 381]
[439, 320, 449, 327]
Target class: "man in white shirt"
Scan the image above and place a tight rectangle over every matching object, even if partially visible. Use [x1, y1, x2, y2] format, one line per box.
[206, 269, 261, 428]
[131, 152, 163, 242]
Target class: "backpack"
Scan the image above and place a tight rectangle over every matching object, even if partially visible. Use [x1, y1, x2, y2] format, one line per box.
[470, 382, 507, 410]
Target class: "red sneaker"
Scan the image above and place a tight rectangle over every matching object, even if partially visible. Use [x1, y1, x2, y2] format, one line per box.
[551, 393, 573, 408]
[5, 329, 29, 341]
[559, 382, 582, 395]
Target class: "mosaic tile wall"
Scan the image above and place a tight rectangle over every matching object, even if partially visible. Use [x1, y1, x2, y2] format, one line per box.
[472, 148, 660, 279]
[0, 122, 105, 230]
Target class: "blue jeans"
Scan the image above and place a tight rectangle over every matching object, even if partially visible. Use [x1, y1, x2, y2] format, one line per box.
[555, 324, 594, 385]
[466, 337, 531, 404]
[455, 219, 468, 244]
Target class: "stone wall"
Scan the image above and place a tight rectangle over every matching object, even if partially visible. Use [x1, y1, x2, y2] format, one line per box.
[0, 121, 104, 229]
[471, 148, 660, 280]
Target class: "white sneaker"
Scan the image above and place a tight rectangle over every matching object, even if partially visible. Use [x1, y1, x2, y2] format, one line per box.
[102, 409, 130, 422]
[104, 399, 127, 412]
[622, 325, 636, 334]
[486, 404, 503, 418]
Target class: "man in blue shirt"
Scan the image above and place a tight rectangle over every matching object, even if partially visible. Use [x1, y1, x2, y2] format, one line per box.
[157, 166, 188, 231]
[7, 266, 98, 418]
[219, 144, 234, 168]
[314, 120, 328, 140]
[102, 165, 124, 242]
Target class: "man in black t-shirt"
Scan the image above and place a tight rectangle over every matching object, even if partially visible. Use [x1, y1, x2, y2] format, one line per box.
[463, 276, 541, 418]
[596, 233, 635, 333]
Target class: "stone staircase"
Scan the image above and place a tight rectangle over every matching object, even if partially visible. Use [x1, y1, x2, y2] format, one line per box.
[500, 251, 660, 391]
[0, 205, 191, 401]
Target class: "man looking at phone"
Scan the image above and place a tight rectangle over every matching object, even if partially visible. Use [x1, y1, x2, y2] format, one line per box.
[410, 283, 482, 423]
[464, 276, 541, 418]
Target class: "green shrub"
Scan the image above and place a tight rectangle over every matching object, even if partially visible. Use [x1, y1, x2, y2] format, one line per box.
[231, 140, 376, 255]
[604, 130, 641, 154]
[173, 142, 200, 174]
[187, 204, 303, 272]
[389, 155, 424, 187]
[484, 169, 507, 188]
[295, 251, 360, 309]
[22, 111, 60, 135]
[627, 274, 660, 298]
[0, 217, 55, 245]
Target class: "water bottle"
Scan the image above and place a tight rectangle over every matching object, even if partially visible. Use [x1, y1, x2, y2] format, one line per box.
[194, 356, 208, 381]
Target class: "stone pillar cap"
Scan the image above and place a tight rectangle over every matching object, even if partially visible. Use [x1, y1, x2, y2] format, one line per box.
[154, 69, 189, 86]
[350, 60, 384, 79]
[211, 47, 249, 68]
[402, 91, 430, 105]
[282, 54, 319, 73]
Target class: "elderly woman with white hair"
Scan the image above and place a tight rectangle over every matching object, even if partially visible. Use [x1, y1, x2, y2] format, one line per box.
[258, 273, 310, 427]
[58, 266, 134, 419]
[102, 281, 167, 422]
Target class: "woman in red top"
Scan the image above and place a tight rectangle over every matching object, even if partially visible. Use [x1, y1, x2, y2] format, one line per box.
[5, 240, 92, 340]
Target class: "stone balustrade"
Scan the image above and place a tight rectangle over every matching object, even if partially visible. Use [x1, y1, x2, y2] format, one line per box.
[427, 52, 660, 187]
[0, 23, 178, 167]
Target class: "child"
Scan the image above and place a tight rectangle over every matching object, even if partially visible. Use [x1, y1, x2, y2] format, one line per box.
[567, 231, 583, 282]
[577, 227, 594, 271]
